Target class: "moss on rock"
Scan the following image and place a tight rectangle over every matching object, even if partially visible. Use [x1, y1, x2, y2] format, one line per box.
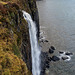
[0, 51, 31, 75]
[0, 1, 32, 75]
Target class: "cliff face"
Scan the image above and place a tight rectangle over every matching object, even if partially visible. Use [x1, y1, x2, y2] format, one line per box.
[0, 0, 39, 74]
[28, 0, 39, 38]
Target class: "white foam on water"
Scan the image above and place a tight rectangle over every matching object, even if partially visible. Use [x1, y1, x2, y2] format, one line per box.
[58, 51, 72, 61]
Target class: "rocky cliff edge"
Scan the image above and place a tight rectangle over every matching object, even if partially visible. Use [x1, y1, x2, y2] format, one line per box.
[0, 0, 39, 75]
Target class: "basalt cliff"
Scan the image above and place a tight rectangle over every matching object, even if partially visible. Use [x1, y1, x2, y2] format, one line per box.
[0, 0, 39, 75]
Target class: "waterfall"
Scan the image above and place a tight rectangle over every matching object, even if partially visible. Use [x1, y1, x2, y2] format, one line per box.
[22, 10, 41, 75]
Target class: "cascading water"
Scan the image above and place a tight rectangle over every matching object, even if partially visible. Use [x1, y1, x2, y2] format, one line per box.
[22, 10, 41, 75]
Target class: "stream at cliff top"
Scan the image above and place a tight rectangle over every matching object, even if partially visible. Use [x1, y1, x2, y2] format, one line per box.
[37, 0, 75, 75]
[22, 11, 41, 75]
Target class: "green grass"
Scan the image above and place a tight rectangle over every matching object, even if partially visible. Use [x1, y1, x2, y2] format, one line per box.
[12, 44, 21, 58]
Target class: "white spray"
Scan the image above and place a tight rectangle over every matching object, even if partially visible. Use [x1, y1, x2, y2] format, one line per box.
[22, 10, 41, 75]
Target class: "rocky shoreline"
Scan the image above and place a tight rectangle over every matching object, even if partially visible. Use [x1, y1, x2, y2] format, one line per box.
[39, 28, 73, 75]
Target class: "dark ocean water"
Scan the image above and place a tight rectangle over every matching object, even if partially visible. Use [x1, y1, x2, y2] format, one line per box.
[37, 0, 75, 75]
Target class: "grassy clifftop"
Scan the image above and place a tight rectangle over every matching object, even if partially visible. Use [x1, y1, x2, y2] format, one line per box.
[0, 0, 35, 75]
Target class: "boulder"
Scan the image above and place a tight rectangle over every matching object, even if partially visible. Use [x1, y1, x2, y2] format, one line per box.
[65, 52, 73, 56]
[48, 57, 52, 61]
[51, 56, 60, 62]
[40, 51, 51, 74]
[49, 49, 54, 54]
[59, 51, 64, 54]
[62, 56, 69, 60]
[44, 40, 48, 42]
[50, 46, 56, 50]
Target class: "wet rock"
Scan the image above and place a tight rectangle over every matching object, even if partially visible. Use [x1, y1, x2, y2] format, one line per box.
[45, 60, 49, 64]
[59, 51, 64, 54]
[40, 51, 50, 74]
[50, 46, 56, 50]
[48, 57, 52, 61]
[45, 60, 50, 68]
[40, 52, 48, 69]
[62, 56, 69, 60]
[49, 48, 54, 54]
[65, 52, 73, 56]
[51, 56, 60, 62]
[40, 39, 44, 43]
[40, 71, 45, 75]
[39, 36, 43, 40]
[46, 64, 50, 68]
[44, 40, 48, 42]
[40, 39, 48, 43]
